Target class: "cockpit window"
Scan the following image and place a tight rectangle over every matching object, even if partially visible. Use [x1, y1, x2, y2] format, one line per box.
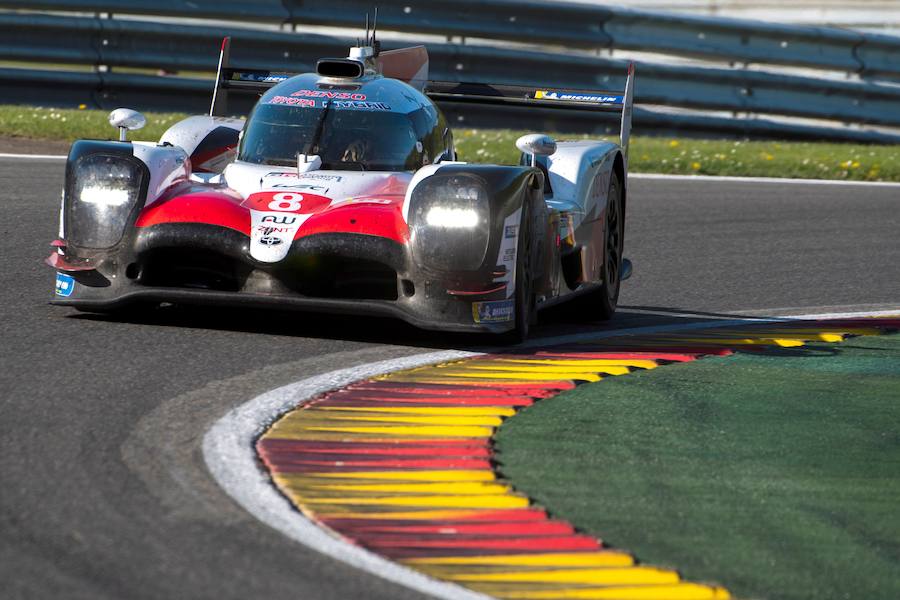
[238, 102, 428, 171]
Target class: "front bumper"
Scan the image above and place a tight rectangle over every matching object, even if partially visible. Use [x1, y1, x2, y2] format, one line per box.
[50, 225, 515, 334]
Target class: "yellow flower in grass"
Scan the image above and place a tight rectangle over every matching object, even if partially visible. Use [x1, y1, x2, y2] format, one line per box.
[691, 161, 701, 171]
[669, 140, 680, 148]
[78, 104, 87, 110]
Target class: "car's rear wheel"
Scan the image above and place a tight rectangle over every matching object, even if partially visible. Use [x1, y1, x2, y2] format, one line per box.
[570, 172, 623, 321]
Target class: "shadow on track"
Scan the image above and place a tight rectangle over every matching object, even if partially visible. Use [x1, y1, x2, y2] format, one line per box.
[63, 301, 779, 352]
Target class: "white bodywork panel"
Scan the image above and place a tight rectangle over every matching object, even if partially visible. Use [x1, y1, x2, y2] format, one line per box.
[223, 160, 411, 208]
[401, 163, 443, 223]
[159, 115, 244, 174]
[544, 140, 619, 228]
[159, 115, 244, 155]
[132, 142, 190, 205]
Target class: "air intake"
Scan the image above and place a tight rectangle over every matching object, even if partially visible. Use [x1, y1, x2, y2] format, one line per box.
[316, 58, 365, 78]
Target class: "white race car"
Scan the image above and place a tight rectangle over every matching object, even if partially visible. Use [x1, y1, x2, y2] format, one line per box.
[49, 34, 634, 342]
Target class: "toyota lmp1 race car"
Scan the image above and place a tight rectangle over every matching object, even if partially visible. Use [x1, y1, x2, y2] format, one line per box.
[48, 34, 634, 342]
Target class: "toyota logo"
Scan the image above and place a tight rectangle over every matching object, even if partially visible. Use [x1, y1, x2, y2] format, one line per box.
[259, 236, 283, 246]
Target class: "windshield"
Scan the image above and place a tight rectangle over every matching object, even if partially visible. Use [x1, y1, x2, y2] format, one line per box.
[238, 103, 424, 171]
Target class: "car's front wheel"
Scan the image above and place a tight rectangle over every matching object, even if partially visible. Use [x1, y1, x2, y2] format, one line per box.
[498, 202, 535, 344]
[570, 172, 623, 321]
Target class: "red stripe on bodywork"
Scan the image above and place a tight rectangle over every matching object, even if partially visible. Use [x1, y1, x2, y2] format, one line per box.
[136, 190, 249, 234]
[298, 201, 409, 244]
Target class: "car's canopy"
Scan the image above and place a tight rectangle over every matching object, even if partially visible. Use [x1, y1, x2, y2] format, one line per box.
[238, 73, 449, 171]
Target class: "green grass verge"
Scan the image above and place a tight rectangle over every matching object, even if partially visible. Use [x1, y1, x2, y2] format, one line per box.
[2, 105, 900, 181]
[494, 334, 900, 600]
[0, 105, 190, 145]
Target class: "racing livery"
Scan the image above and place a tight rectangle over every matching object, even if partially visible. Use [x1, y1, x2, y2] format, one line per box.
[48, 36, 634, 341]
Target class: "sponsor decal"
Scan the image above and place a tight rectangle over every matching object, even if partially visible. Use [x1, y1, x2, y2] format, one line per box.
[265, 172, 300, 178]
[55, 273, 75, 297]
[248, 209, 306, 263]
[472, 299, 515, 323]
[292, 90, 367, 100]
[270, 183, 329, 193]
[256, 225, 292, 234]
[238, 73, 289, 83]
[267, 96, 316, 107]
[348, 198, 392, 205]
[494, 207, 522, 296]
[299, 173, 343, 182]
[332, 100, 391, 111]
[261, 215, 298, 225]
[243, 191, 331, 215]
[534, 90, 623, 104]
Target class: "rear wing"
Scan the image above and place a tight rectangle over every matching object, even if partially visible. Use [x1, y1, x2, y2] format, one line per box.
[209, 37, 292, 116]
[425, 62, 635, 158]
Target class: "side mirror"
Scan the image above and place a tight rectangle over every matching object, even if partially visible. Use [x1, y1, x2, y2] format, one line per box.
[108, 108, 146, 142]
[516, 134, 556, 166]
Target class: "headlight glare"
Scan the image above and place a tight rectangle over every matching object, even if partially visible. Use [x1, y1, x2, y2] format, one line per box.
[411, 174, 490, 270]
[425, 206, 479, 228]
[78, 185, 133, 207]
[66, 153, 144, 248]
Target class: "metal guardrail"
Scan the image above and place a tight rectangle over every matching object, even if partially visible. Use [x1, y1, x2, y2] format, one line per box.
[2, 0, 900, 79]
[1, 6, 898, 142]
[4, 13, 900, 129]
[5, 66, 900, 144]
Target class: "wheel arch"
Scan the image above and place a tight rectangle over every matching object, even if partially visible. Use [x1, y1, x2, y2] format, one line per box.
[613, 150, 627, 218]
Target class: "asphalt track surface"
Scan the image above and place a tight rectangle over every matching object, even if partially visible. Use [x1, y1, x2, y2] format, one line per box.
[1, 156, 898, 600]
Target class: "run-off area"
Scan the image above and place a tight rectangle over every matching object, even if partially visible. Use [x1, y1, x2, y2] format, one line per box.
[496, 333, 900, 600]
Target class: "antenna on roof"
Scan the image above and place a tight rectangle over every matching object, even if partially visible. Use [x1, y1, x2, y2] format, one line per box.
[371, 7, 381, 56]
[365, 13, 370, 46]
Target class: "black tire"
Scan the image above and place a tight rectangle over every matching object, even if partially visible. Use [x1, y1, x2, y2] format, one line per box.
[570, 172, 624, 321]
[497, 202, 535, 345]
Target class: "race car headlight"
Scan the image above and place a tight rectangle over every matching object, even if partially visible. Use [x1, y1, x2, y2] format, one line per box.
[66, 153, 146, 249]
[410, 174, 491, 271]
[424, 206, 480, 228]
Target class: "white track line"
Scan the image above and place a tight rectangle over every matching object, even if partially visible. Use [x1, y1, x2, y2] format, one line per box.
[1, 152, 900, 188]
[0, 152, 66, 160]
[631, 172, 900, 187]
[203, 349, 490, 600]
[203, 308, 897, 600]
